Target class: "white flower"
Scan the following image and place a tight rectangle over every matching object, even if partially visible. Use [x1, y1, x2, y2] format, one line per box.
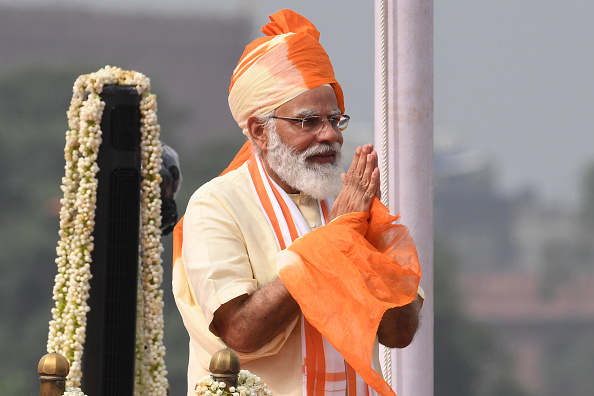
[48, 66, 167, 395]
[195, 370, 272, 396]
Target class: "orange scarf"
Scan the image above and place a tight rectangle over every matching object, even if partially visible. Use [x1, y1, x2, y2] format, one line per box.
[279, 201, 421, 396]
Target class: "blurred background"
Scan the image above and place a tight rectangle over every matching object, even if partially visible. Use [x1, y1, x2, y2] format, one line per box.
[1, 1, 593, 395]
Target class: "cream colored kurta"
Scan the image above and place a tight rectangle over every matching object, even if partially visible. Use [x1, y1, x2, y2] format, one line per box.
[173, 163, 381, 396]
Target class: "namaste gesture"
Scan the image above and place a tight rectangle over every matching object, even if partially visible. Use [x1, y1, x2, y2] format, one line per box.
[330, 143, 380, 220]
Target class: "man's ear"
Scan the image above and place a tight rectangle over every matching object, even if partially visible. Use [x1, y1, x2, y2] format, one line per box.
[247, 116, 268, 152]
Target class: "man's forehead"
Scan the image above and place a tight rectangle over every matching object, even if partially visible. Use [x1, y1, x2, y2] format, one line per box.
[276, 85, 340, 115]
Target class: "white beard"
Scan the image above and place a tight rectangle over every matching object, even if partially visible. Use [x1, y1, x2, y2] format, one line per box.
[265, 128, 343, 200]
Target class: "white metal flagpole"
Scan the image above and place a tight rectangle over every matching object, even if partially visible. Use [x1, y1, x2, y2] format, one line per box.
[374, 1, 434, 395]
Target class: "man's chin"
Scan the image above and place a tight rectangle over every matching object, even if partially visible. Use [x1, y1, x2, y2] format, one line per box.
[295, 166, 343, 200]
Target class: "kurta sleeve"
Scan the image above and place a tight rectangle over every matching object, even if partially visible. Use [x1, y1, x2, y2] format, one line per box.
[174, 167, 299, 368]
[183, 187, 257, 329]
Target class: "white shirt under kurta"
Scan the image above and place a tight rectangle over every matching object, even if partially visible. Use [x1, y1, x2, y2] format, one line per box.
[173, 163, 382, 396]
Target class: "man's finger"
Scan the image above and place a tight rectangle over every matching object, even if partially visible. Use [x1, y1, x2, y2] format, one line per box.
[361, 153, 375, 188]
[353, 144, 372, 178]
[347, 146, 362, 174]
[367, 167, 380, 201]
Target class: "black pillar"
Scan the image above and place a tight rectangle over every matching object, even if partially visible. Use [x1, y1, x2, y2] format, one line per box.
[82, 85, 141, 396]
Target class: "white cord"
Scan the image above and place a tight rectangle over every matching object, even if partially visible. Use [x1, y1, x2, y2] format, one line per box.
[378, 0, 393, 387]
[379, 0, 390, 209]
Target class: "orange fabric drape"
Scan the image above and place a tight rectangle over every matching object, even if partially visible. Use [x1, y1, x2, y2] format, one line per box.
[279, 199, 421, 396]
[220, 140, 254, 177]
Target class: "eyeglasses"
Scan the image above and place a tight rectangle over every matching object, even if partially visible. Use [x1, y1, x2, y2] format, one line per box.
[270, 114, 350, 133]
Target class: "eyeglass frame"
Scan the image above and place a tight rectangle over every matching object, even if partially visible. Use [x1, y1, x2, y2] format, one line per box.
[270, 114, 350, 132]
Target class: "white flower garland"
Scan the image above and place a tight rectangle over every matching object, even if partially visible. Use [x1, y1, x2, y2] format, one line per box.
[195, 371, 273, 396]
[47, 66, 168, 396]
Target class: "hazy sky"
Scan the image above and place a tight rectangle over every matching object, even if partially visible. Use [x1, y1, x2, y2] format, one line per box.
[436, 2, 594, 208]
[3, 0, 593, 207]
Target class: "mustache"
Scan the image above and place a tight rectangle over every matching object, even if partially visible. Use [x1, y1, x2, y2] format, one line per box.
[301, 142, 341, 158]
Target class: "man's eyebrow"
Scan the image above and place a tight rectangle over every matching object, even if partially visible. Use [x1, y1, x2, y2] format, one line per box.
[294, 108, 342, 117]
[293, 109, 318, 117]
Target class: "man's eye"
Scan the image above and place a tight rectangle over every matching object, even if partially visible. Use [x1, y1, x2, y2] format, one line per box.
[302, 117, 319, 127]
[329, 116, 341, 126]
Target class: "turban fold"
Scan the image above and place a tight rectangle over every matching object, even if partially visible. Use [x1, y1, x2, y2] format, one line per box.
[228, 9, 344, 135]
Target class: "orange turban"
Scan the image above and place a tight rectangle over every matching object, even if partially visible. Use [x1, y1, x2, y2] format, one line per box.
[228, 9, 344, 135]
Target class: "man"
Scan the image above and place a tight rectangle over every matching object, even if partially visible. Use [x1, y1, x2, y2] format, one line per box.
[173, 9, 422, 396]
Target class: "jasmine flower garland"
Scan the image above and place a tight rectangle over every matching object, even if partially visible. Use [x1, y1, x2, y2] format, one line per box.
[47, 66, 168, 396]
[194, 370, 273, 396]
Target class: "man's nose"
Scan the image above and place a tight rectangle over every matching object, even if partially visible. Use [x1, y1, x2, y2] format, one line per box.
[316, 120, 341, 143]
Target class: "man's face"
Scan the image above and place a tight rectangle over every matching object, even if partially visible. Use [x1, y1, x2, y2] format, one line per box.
[270, 85, 344, 158]
[262, 85, 344, 199]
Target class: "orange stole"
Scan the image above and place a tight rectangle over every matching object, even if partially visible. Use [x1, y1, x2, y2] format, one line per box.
[279, 199, 421, 396]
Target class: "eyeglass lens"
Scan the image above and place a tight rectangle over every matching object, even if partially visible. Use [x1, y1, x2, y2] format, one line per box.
[302, 116, 348, 132]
